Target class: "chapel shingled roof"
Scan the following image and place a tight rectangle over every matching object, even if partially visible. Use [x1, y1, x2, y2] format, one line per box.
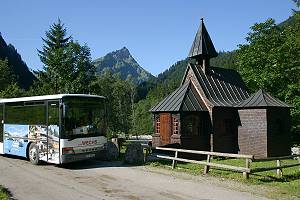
[150, 81, 207, 112]
[235, 89, 292, 108]
[182, 63, 250, 107]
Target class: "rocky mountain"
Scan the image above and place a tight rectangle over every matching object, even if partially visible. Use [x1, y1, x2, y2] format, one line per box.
[93, 47, 154, 84]
[0, 33, 36, 89]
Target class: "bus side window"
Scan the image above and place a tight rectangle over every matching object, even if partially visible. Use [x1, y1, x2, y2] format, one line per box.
[48, 101, 59, 126]
[0, 104, 3, 142]
[48, 101, 59, 141]
[5, 101, 46, 125]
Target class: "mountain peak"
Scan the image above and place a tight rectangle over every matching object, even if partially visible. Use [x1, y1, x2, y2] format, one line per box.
[108, 46, 132, 61]
[120, 46, 129, 52]
[93, 47, 154, 84]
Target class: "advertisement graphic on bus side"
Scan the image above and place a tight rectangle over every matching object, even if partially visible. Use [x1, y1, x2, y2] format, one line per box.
[4, 124, 60, 163]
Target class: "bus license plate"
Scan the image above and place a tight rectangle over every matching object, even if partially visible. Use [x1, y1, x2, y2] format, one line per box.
[86, 154, 95, 158]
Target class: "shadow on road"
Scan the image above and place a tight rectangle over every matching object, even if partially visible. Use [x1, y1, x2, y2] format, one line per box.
[59, 159, 130, 170]
[1, 154, 28, 161]
[250, 172, 300, 183]
[1, 154, 140, 170]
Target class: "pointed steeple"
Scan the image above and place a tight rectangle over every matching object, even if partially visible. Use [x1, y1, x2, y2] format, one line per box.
[188, 19, 218, 70]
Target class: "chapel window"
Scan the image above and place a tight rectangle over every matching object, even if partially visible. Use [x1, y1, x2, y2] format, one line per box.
[156, 117, 160, 134]
[172, 117, 179, 134]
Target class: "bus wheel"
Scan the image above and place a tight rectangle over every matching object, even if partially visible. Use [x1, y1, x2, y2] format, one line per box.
[28, 143, 40, 165]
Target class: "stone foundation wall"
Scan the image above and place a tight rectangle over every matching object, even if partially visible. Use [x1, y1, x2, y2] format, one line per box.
[152, 134, 161, 147]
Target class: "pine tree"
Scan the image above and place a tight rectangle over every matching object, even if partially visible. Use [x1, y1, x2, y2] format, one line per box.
[38, 19, 71, 63]
[36, 19, 95, 94]
[37, 19, 72, 94]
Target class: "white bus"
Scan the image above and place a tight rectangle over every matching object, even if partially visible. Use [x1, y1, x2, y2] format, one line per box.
[0, 94, 107, 164]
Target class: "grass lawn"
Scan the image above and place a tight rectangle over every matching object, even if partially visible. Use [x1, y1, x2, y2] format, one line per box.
[119, 143, 300, 198]
[0, 186, 10, 200]
[146, 157, 300, 199]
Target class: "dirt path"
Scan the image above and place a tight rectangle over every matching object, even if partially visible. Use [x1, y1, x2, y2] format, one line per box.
[0, 155, 268, 200]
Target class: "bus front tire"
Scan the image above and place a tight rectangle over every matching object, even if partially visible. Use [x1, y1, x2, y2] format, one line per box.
[28, 143, 40, 165]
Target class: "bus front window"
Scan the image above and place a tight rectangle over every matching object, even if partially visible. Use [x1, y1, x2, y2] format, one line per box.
[62, 97, 106, 139]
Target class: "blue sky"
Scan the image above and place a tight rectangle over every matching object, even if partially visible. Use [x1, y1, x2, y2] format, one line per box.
[0, 0, 296, 76]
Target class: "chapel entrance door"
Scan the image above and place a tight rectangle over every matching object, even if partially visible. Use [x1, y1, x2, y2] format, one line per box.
[160, 113, 171, 145]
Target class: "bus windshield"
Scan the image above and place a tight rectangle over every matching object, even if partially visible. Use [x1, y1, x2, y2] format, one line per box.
[62, 97, 106, 139]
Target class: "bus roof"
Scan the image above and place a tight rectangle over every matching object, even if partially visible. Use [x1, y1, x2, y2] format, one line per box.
[0, 94, 106, 103]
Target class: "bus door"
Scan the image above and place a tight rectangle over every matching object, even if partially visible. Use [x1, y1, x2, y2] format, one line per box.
[47, 101, 60, 163]
[0, 104, 3, 154]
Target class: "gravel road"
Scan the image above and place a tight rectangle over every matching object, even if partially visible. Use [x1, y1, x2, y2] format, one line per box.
[0, 155, 267, 200]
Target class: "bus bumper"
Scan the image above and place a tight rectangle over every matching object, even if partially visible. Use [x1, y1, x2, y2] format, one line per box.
[61, 152, 96, 164]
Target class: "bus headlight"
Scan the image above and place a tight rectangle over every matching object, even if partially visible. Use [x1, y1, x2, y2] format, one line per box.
[62, 147, 75, 155]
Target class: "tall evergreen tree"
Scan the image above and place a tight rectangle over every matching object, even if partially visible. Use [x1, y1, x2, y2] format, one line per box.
[35, 19, 94, 94]
[38, 19, 71, 62]
[37, 19, 72, 94]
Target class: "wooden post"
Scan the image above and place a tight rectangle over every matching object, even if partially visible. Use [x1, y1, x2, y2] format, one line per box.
[298, 156, 300, 172]
[276, 160, 283, 178]
[243, 158, 250, 179]
[172, 150, 178, 169]
[203, 155, 211, 174]
[143, 147, 149, 162]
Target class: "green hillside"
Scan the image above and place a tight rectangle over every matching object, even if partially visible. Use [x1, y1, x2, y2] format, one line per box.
[0, 33, 36, 90]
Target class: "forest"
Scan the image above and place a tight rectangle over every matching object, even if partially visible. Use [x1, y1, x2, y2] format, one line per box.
[0, 10, 299, 144]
